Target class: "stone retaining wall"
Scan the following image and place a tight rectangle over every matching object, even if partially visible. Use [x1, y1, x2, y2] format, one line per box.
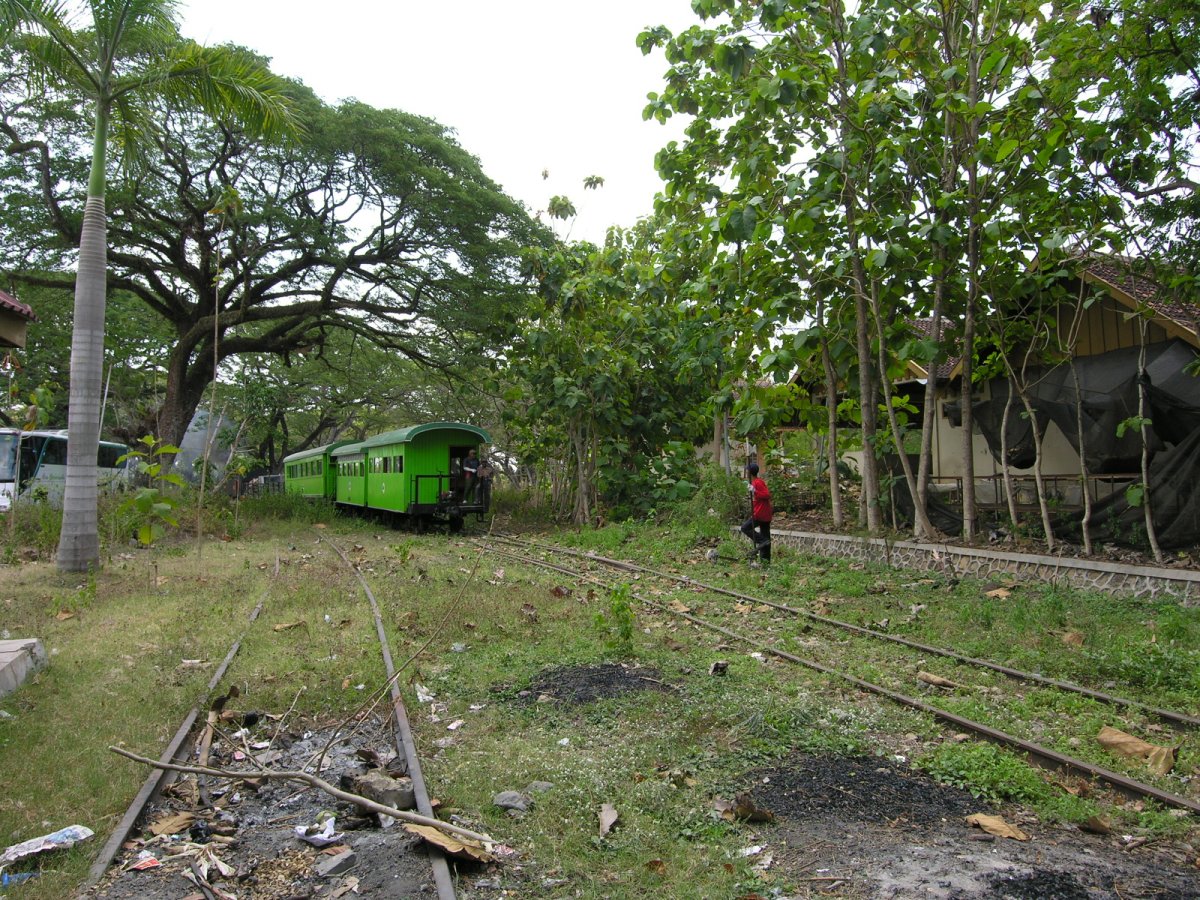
[772, 530, 1200, 604]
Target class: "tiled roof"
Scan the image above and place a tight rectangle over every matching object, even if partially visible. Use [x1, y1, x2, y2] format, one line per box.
[0, 289, 35, 321]
[908, 316, 960, 380]
[1082, 259, 1200, 337]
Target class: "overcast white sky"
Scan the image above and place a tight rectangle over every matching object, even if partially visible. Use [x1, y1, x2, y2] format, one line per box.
[179, 1, 699, 244]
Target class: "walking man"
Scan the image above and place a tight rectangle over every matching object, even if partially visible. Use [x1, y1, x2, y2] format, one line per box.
[740, 462, 773, 562]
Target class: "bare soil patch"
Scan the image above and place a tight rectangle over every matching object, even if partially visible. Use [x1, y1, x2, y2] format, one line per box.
[740, 752, 1198, 899]
[513, 662, 672, 704]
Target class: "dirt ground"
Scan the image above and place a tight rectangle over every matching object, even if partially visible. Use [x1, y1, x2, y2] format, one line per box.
[504, 665, 1200, 899]
[741, 753, 1198, 899]
[85, 666, 1199, 900]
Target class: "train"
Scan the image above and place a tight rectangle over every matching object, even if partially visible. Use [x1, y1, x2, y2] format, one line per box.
[281, 422, 491, 531]
[0, 428, 130, 510]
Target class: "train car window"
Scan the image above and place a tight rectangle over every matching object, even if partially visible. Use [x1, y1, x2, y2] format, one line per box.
[394, 456, 403, 472]
[317, 460, 323, 475]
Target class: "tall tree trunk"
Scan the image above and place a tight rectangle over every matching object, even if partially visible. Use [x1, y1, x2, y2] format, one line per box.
[828, 0, 881, 533]
[1068, 359, 1093, 555]
[869, 280, 936, 538]
[818, 298, 844, 529]
[1137, 318, 1163, 562]
[960, 0, 983, 542]
[1000, 377, 1020, 532]
[1006, 354, 1056, 551]
[58, 105, 111, 573]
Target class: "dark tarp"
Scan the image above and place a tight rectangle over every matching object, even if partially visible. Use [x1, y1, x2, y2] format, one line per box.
[945, 340, 1198, 473]
[900, 339, 1200, 547]
[1054, 426, 1200, 549]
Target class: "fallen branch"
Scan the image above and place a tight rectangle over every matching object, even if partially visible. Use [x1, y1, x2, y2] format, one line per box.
[109, 746, 493, 845]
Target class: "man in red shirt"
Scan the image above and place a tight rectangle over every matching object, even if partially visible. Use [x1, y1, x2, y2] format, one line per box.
[740, 462, 772, 562]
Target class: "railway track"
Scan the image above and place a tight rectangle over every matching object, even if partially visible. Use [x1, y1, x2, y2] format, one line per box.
[83, 542, 458, 899]
[478, 534, 1200, 817]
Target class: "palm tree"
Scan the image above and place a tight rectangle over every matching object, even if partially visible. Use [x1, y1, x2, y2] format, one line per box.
[1, 0, 296, 572]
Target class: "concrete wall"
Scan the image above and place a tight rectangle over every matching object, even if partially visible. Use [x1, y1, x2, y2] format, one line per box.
[769, 528, 1200, 604]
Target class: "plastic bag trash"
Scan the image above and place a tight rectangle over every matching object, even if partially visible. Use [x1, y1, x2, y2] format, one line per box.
[294, 818, 343, 847]
[1, 871, 38, 889]
[0, 825, 94, 868]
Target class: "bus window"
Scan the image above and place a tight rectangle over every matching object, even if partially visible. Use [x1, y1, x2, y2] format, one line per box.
[41, 438, 66, 467]
[0, 433, 16, 481]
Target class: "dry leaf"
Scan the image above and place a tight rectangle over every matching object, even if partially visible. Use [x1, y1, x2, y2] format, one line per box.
[725, 794, 774, 823]
[669, 600, 691, 613]
[55, 610, 75, 621]
[599, 803, 619, 837]
[734, 603, 753, 615]
[341, 677, 351, 690]
[708, 660, 729, 676]
[1079, 815, 1113, 835]
[1096, 726, 1176, 775]
[148, 811, 195, 836]
[156, 576, 169, 586]
[402, 825, 494, 862]
[1060, 631, 1086, 648]
[985, 587, 1011, 599]
[646, 859, 667, 875]
[332, 875, 360, 897]
[966, 813, 1029, 841]
[549, 585, 571, 598]
[272, 621, 305, 632]
[917, 671, 962, 689]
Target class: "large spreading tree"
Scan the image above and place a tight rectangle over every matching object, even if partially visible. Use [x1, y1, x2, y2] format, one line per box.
[1, 0, 296, 572]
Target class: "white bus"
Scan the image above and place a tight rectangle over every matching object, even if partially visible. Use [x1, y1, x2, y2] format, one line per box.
[0, 429, 130, 510]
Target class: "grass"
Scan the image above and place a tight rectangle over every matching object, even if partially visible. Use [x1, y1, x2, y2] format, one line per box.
[0, 498, 1197, 897]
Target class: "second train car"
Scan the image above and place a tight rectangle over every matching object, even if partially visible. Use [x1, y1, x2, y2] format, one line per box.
[282, 423, 490, 530]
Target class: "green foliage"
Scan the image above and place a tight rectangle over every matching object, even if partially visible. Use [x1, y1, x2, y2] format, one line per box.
[238, 490, 332, 524]
[593, 583, 637, 658]
[919, 742, 1091, 822]
[117, 436, 184, 547]
[506, 227, 722, 523]
[1116, 416, 1152, 439]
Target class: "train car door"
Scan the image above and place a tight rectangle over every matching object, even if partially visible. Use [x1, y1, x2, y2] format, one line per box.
[448, 445, 474, 501]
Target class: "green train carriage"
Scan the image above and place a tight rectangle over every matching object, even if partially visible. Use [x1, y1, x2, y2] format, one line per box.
[288, 423, 490, 530]
[282, 441, 351, 499]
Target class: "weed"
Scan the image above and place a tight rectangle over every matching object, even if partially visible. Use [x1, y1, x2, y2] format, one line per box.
[918, 741, 1094, 823]
[117, 436, 185, 547]
[594, 582, 637, 658]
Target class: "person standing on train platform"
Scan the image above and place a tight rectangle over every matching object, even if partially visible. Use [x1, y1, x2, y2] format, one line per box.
[740, 462, 772, 562]
[462, 448, 480, 501]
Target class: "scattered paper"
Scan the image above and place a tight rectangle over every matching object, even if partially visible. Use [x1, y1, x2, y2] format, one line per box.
[599, 803, 619, 837]
[1096, 726, 1176, 775]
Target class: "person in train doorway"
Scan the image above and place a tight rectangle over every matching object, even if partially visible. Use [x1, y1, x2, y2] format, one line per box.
[477, 457, 495, 506]
[463, 448, 480, 502]
[740, 462, 772, 563]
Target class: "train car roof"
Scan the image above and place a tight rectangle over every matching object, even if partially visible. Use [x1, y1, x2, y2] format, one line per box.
[332, 422, 490, 455]
[281, 439, 355, 464]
